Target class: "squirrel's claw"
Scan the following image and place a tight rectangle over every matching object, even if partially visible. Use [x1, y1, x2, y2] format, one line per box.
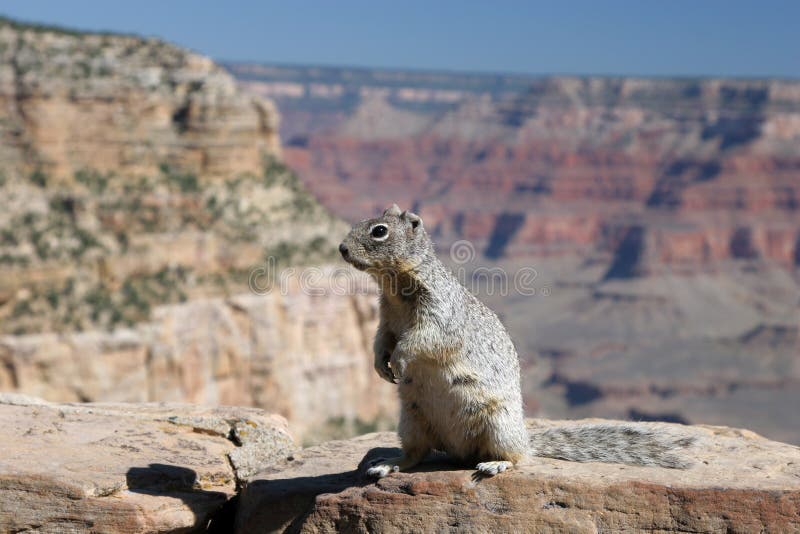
[375, 361, 396, 384]
[378, 369, 396, 384]
[374, 351, 397, 384]
[389, 352, 408, 382]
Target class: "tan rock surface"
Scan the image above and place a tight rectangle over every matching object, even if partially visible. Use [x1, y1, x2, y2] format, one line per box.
[0, 18, 280, 182]
[237, 420, 800, 533]
[0, 19, 346, 338]
[0, 393, 294, 533]
[0, 272, 398, 443]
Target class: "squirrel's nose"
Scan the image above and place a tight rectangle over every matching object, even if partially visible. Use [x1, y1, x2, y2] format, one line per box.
[339, 243, 349, 258]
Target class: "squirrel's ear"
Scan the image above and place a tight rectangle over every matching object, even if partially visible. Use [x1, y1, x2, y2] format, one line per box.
[401, 210, 423, 231]
[383, 204, 402, 217]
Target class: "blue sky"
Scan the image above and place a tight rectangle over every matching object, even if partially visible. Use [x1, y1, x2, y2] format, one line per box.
[2, 0, 798, 78]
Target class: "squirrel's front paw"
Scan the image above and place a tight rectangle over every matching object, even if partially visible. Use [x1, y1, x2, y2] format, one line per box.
[374, 351, 396, 384]
[389, 351, 408, 381]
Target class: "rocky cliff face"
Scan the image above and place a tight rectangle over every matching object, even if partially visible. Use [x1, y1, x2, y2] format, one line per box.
[0, 19, 388, 444]
[278, 77, 800, 271]
[0, 272, 398, 443]
[0, 17, 279, 182]
[0, 155, 345, 335]
[0, 18, 344, 336]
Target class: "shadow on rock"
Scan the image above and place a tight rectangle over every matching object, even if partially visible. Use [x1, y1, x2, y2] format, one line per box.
[126, 463, 233, 532]
[236, 446, 467, 532]
[359, 446, 465, 475]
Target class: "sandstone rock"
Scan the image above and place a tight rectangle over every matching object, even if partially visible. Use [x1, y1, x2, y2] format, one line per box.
[262, 71, 800, 272]
[0, 272, 399, 443]
[0, 19, 347, 338]
[0, 394, 294, 533]
[0, 18, 280, 182]
[236, 420, 800, 533]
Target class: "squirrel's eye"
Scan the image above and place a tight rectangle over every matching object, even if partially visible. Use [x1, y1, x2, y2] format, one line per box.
[370, 225, 388, 239]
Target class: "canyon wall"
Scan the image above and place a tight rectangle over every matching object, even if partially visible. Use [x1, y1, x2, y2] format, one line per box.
[0, 272, 396, 443]
[233, 64, 800, 444]
[0, 17, 279, 182]
[273, 77, 800, 272]
[0, 20, 390, 443]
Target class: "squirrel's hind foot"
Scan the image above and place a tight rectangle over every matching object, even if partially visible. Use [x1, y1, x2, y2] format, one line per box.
[475, 460, 513, 476]
[365, 461, 398, 478]
[365, 455, 422, 478]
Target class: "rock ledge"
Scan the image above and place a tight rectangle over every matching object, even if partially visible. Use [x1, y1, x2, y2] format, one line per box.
[237, 420, 800, 533]
[2, 397, 798, 533]
[0, 394, 294, 533]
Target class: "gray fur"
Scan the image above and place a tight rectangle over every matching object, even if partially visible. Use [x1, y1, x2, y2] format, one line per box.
[340, 205, 694, 477]
[531, 423, 696, 469]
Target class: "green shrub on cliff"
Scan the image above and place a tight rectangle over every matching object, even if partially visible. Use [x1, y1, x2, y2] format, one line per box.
[0, 157, 342, 334]
[160, 163, 199, 193]
[29, 169, 48, 188]
[75, 169, 110, 193]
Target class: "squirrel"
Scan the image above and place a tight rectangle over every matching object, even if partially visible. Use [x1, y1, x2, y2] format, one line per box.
[339, 204, 694, 478]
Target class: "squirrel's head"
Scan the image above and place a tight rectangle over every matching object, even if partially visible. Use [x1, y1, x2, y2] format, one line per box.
[339, 204, 432, 275]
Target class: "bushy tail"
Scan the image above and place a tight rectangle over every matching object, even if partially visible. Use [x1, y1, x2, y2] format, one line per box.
[529, 422, 696, 469]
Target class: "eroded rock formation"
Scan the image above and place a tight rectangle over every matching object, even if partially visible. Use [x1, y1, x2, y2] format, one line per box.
[0, 394, 294, 533]
[232, 66, 800, 270]
[0, 271, 397, 443]
[234, 65, 800, 445]
[0, 17, 279, 182]
[0, 20, 388, 445]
